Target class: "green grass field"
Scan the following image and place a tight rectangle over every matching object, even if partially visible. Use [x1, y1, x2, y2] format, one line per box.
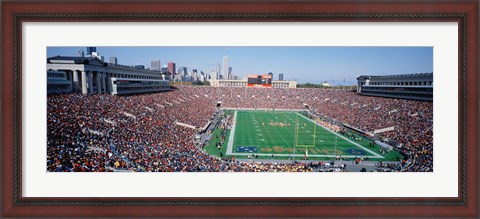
[206, 110, 403, 161]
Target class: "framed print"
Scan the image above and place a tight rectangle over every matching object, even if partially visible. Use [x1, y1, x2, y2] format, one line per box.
[1, 0, 478, 217]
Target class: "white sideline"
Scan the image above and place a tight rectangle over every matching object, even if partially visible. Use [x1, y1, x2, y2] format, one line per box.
[295, 112, 384, 159]
[225, 111, 237, 155]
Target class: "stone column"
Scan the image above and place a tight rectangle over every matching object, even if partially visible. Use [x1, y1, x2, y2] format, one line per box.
[68, 71, 74, 93]
[96, 72, 102, 94]
[106, 73, 112, 93]
[88, 71, 94, 94]
[73, 70, 80, 92]
[101, 72, 106, 94]
[81, 70, 88, 94]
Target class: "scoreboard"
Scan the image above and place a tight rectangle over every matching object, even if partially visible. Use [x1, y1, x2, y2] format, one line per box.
[247, 74, 272, 87]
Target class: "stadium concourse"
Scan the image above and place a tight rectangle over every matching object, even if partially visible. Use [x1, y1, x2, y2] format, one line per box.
[47, 86, 432, 172]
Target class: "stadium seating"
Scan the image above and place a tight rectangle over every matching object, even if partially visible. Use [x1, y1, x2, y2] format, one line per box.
[47, 86, 432, 172]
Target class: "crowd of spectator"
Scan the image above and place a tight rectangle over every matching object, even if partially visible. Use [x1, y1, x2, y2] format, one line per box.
[47, 86, 433, 172]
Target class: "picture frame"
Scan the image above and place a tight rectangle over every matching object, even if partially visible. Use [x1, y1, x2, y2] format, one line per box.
[1, 0, 478, 217]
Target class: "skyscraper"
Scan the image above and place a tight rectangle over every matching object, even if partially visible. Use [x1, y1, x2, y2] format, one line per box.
[168, 62, 176, 75]
[182, 67, 187, 76]
[223, 56, 229, 80]
[86, 47, 96, 55]
[210, 71, 218, 80]
[279, 73, 284, 81]
[228, 67, 232, 79]
[267, 72, 274, 84]
[109, 56, 118, 64]
[161, 66, 169, 74]
[217, 64, 221, 79]
[151, 60, 161, 71]
[77, 49, 84, 57]
[177, 67, 183, 76]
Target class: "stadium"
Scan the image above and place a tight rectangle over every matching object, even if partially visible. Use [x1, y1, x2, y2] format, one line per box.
[47, 54, 433, 172]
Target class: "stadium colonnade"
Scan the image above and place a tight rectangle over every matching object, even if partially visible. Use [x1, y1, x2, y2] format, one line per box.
[47, 56, 170, 95]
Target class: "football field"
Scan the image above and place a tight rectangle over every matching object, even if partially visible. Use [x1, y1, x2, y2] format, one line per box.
[221, 110, 398, 160]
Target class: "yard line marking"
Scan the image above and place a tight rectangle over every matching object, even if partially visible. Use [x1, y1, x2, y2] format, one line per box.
[227, 110, 384, 159]
[260, 111, 291, 150]
[295, 112, 384, 159]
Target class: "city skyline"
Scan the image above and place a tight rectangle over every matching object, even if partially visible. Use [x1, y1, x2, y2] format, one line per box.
[47, 46, 433, 85]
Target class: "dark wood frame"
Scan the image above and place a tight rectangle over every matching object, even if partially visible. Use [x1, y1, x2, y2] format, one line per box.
[1, 0, 478, 217]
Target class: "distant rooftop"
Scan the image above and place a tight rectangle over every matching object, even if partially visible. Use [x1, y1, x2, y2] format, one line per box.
[47, 55, 106, 65]
[357, 72, 433, 80]
[47, 55, 161, 73]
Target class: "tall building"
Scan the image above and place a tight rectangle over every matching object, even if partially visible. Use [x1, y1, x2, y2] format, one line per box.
[177, 67, 183, 76]
[77, 49, 84, 57]
[267, 72, 274, 84]
[168, 62, 176, 75]
[182, 67, 187, 76]
[228, 67, 233, 79]
[223, 56, 229, 80]
[210, 71, 218, 80]
[279, 73, 284, 81]
[217, 64, 221, 79]
[192, 69, 198, 79]
[192, 73, 198, 82]
[109, 56, 118, 64]
[86, 47, 96, 55]
[161, 66, 169, 74]
[151, 60, 161, 71]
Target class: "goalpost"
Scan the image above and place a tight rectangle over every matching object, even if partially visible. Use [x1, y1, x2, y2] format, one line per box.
[293, 114, 317, 159]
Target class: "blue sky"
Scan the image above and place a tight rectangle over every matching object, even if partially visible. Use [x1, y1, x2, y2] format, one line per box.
[47, 47, 433, 85]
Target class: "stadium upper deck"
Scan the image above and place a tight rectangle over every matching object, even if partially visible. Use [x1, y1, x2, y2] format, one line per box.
[357, 73, 433, 101]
